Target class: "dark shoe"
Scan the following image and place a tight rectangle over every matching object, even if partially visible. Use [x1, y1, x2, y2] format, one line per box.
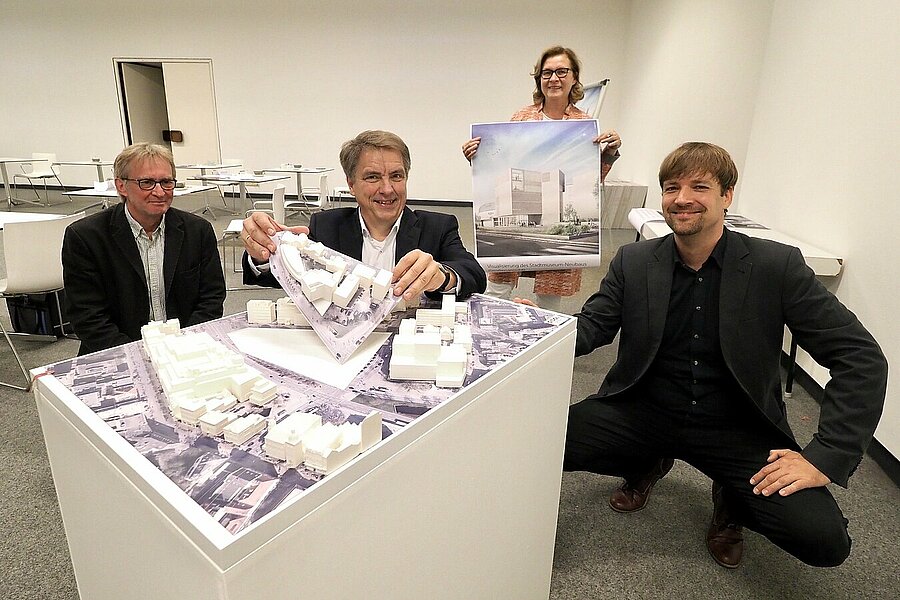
[608, 458, 675, 513]
[707, 482, 744, 569]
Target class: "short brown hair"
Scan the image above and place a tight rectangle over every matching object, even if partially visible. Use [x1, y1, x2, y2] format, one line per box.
[531, 46, 585, 105]
[658, 142, 738, 194]
[339, 130, 411, 180]
[113, 142, 176, 180]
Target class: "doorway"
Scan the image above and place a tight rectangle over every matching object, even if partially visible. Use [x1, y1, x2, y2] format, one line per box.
[114, 58, 222, 165]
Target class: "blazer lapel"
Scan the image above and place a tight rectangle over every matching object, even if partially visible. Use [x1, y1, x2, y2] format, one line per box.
[719, 229, 752, 340]
[338, 210, 364, 261]
[163, 211, 184, 296]
[647, 236, 675, 348]
[110, 204, 147, 283]
[395, 208, 420, 263]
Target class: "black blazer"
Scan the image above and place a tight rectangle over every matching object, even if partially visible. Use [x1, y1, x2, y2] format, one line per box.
[62, 203, 226, 355]
[575, 229, 887, 487]
[243, 207, 486, 299]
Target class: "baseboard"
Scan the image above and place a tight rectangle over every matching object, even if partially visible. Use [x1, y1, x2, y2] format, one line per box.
[782, 352, 900, 488]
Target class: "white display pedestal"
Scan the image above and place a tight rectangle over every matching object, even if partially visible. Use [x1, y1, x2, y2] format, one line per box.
[34, 311, 576, 600]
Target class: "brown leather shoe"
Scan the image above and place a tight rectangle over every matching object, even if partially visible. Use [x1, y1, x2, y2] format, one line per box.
[608, 458, 675, 513]
[707, 482, 744, 569]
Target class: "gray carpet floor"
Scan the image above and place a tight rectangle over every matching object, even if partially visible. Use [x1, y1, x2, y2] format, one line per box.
[0, 191, 898, 599]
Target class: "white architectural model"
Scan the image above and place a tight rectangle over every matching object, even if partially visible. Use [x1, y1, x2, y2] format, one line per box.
[264, 411, 382, 474]
[389, 295, 472, 387]
[279, 232, 392, 314]
[140, 319, 383, 473]
[246, 298, 309, 326]
[140, 319, 278, 427]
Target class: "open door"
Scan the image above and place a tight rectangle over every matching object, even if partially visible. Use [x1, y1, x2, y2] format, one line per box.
[115, 58, 222, 165]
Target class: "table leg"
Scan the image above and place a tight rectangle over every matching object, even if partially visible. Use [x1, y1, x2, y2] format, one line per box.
[1, 163, 11, 210]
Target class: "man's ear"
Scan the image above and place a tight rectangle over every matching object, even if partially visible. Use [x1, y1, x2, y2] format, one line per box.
[723, 187, 734, 209]
[114, 178, 128, 199]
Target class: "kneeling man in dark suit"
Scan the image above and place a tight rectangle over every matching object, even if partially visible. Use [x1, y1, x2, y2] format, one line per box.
[561, 142, 887, 568]
[62, 143, 225, 355]
[241, 130, 485, 300]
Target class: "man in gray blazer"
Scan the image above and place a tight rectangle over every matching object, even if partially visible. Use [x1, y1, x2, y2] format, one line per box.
[241, 130, 485, 300]
[565, 142, 886, 568]
[62, 143, 225, 355]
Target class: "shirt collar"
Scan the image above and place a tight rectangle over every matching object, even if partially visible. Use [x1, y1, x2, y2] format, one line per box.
[673, 230, 728, 270]
[124, 203, 166, 240]
[358, 208, 402, 243]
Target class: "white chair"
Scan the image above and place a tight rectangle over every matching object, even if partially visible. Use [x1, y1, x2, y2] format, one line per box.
[0, 212, 85, 391]
[285, 174, 329, 219]
[13, 153, 69, 207]
[247, 184, 286, 225]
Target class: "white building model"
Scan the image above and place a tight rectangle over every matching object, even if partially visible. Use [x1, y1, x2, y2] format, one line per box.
[264, 411, 382, 474]
[278, 231, 394, 314]
[246, 297, 309, 326]
[140, 319, 383, 473]
[389, 295, 472, 387]
[141, 319, 277, 431]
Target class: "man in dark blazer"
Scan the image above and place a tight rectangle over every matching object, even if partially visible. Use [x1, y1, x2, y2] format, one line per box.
[62, 143, 225, 356]
[242, 130, 485, 299]
[562, 142, 886, 568]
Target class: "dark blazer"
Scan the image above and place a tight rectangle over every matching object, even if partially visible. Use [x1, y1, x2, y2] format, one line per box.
[243, 207, 486, 299]
[62, 203, 226, 355]
[575, 229, 887, 487]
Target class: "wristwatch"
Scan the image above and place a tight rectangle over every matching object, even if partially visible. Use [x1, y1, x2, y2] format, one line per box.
[437, 263, 452, 292]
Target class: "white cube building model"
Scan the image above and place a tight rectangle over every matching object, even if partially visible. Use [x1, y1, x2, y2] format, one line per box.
[223, 414, 267, 445]
[264, 411, 382, 474]
[247, 298, 309, 326]
[140, 319, 278, 427]
[278, 231, 394, 312]
[388, 298, 472, 387]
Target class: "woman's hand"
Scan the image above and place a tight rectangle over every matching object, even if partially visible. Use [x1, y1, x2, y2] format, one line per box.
[593, 130, 621, 155]
[462, 137, 481, 162]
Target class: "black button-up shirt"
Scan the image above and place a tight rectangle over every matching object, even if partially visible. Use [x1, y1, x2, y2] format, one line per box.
[641, 234, 748, 417]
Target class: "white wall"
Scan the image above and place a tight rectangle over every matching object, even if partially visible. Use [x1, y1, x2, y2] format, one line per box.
[612, 0, 774, 209]
[740, 1, 899, 457]
[3, 0, 896, 459]
[0, 0, 629, 199]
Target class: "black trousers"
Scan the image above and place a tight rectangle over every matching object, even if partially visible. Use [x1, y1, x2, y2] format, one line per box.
[564, 389, 851, 567]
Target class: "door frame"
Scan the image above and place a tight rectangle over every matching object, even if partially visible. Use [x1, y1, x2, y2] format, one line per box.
[112, 57, 222, 159]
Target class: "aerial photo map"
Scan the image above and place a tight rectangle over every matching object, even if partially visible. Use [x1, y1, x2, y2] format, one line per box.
[46, 295, 572, 535]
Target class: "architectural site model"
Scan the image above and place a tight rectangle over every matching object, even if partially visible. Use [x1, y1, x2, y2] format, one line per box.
[269, 231, 401, 363]
[47, 294, 571, 534]
[141, 318, 382, 475]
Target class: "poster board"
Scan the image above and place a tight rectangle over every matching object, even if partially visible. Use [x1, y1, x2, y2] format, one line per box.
[470, 119, 601, 271]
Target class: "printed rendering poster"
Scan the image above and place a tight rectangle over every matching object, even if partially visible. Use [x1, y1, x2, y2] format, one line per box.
[471, 119, 601, 271]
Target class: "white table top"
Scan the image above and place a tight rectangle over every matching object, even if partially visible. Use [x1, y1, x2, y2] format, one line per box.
[177, 162, 242, 170]
[189, 174, 290, 185]
[0, 212, 66, 228]
[627, 207, 843, 276]
[225, 219, 244, 234]
[53, 160, 113, 167]
[65, 185, 215, 198]
[0, 157, 33, 164]
[263, 166, 334, 175]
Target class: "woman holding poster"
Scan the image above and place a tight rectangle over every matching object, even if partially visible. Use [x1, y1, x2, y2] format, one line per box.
[462, 45, 622, 304]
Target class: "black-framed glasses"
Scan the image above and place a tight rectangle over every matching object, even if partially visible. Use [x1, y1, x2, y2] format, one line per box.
[122, 178, 177, 191]
[540, 68, 571, 80]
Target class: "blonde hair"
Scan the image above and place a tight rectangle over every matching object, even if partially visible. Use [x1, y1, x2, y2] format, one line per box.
[114, 142, 176, 180]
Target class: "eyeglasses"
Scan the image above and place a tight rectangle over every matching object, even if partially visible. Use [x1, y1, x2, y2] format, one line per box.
[540, 68, 571, 80]
[122, 178, 177, 191]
